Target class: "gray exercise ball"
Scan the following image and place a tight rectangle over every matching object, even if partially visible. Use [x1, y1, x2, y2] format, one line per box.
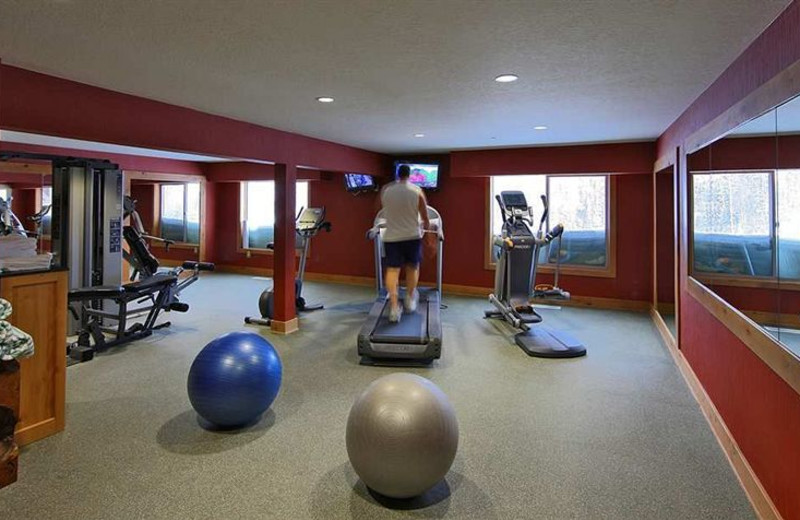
[346, 373, 459, 499]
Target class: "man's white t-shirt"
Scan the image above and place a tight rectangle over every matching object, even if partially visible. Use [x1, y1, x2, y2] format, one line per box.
[381, 181, 423, 243]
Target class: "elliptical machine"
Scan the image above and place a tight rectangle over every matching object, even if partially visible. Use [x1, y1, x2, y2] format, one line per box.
[244, 207, 331, 326]
[485, 190, 586, 358]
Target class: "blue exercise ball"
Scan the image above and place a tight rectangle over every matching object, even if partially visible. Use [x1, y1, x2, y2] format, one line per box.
[187, 331, 282, 428]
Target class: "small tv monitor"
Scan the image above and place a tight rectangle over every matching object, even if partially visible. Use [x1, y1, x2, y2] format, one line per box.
[344, 173, 377, 192]
[395, 162, 439, 189]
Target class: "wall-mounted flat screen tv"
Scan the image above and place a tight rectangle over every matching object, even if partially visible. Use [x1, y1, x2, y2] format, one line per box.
[344, 173, 377, 192]
[395, 162, 440, 189]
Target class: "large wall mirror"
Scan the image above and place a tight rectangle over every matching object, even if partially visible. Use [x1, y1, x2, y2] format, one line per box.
[0, 161, 52, 256]
[654, 164, 676, 340]
[688, 94, 800, 360]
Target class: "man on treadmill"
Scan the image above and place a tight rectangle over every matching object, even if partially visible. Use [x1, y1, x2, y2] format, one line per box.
[381, 164, 431, 322]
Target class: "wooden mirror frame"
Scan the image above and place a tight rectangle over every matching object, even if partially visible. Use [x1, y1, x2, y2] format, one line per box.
[678, 61, 800, 397]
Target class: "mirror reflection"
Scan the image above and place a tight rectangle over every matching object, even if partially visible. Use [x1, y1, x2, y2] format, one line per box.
[655, 165, 676, 337]
[776, 95, 800, 357]
[689, 94, 800, 359]
[0, 160, 51, 257]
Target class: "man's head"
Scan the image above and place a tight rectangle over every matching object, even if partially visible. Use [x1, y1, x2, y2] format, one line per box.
[397, 164, 411, 180]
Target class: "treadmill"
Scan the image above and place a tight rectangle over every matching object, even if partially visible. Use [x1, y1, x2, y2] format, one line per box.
[357, 206, 444, 365]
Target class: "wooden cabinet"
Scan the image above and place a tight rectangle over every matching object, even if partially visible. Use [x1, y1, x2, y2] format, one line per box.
[0, 269, 67, 446]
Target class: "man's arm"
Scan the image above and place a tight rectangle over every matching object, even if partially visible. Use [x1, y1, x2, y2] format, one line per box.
[418, 191, 431, 230]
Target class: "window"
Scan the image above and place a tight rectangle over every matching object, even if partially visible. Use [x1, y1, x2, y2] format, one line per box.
[692, 172, 773, 278]
[778, 169, 800, 280]
[160, 182, 201, 244]
[489, 174, 610, 272]
[40, 186, 52, 236]
[0, 186, 9, 203]
[240, 181, 309, 250]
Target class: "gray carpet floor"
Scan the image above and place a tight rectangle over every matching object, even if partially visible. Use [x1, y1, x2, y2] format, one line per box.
[1, 273, 754, 519]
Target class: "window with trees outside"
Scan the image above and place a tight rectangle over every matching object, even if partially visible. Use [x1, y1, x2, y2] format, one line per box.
[489, 174, 612, 274]
[240, 181, 309, 250]
[692, 169, 800, 281]
[160, 182, 201, 244]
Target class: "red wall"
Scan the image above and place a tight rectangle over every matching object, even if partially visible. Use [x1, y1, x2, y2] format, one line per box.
[655, 170, 675, 304]
[681, 294, 800, 517]
[688, 135, 800, 171]
[209, 175, 378, 277]
[434, 144, 655, 302]
[451, 142, 655, 177]
[8, 187, 36, 228]
[0, 142, 205, 175]
[0, 65, 386, 174]
[207, 145, 655, 304]
[657, 2, 800, 518]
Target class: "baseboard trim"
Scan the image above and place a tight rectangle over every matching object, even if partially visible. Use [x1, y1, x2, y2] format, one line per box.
[651, 310, 782, 520]
[650, 307, 677, 351]
[213, 265, 649, 312]
[564, 295, 650, 312]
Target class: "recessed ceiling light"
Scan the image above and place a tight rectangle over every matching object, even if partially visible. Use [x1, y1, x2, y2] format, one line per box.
[494, 74, 519, 83]
[414, 133, 425, 138]
[534, 125, 548, 130]
[316, 96, 334, 103]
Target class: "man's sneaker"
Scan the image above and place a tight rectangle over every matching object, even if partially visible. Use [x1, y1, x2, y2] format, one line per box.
[389, 304, 403, 323]
[404, 290, 419, 312]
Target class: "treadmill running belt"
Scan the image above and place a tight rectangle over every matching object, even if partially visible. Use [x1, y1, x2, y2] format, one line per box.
[371, 298, 429, 345]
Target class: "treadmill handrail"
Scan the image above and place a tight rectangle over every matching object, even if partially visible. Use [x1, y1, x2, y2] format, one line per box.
[368, 206, 444, 297]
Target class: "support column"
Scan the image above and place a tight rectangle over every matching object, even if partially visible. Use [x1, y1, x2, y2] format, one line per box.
[270, 162, 298, 334]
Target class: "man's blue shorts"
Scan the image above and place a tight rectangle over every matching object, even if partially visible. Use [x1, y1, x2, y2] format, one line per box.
[384, 239, 422, 268]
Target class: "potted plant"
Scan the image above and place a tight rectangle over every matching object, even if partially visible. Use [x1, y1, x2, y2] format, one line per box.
[0, 298, 34, 488]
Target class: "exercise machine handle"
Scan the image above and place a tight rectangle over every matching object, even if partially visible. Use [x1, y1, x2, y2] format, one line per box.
[545, 223, 563, 241]
[366, 218, 387, 240]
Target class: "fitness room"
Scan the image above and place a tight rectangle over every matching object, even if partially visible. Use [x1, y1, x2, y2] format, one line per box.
[0, 2, 799, 519]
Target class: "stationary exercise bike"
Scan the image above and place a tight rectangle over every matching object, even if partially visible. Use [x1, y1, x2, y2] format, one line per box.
[485, 190, 586, 358]
[244, 207, 331, 326]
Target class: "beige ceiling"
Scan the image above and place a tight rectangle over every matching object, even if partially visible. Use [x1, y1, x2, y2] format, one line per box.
[0, 0, 791, 154]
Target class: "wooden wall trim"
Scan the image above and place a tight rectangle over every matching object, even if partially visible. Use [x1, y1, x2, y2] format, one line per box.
[125, 170, 206, 183]
[650, 307, 676, 351]
[0, 162, 50, 176]
[213, 265, 649, 311]
[684, 58, 800, 154]
[687, 277, 800, 396]
[653, 153, 675, 175]
[652, 306, 782, 520]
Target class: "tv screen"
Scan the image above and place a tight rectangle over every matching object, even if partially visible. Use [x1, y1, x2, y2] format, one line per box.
[395, 162, 439, 189]
[344, 173, 376, 192]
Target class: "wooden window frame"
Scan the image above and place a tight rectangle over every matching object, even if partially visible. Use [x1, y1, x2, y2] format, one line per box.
[484, 174, 617, 279]
[124, 171, 207, 261]
[237, 180, 310, 257]
[155, 181, 202, 248]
